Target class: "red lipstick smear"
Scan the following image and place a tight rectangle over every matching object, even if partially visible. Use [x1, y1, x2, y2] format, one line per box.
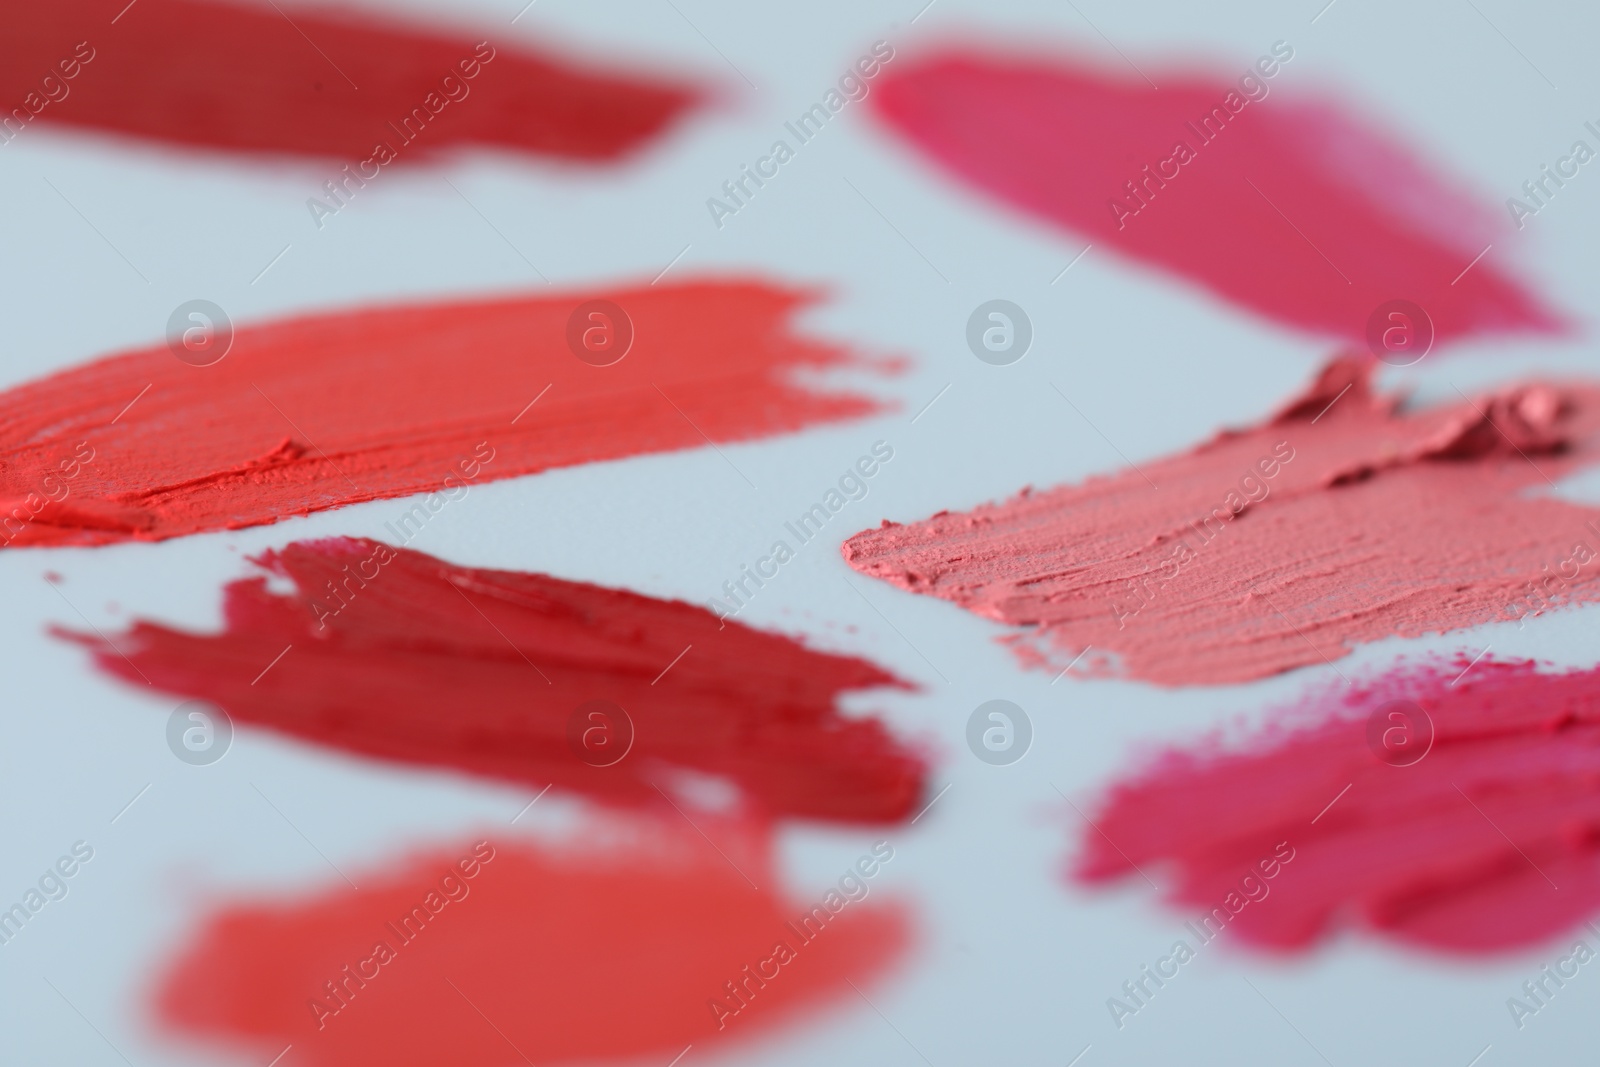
[1, 281, 889, 549]
[844, 357, 1600, 686]
[156, 829, 911, 1065]
[1076, 656, 1600, 953]
[871, 49, 1561, 346]
[2, 0, 699, 163]
[63, 538, 926, 823]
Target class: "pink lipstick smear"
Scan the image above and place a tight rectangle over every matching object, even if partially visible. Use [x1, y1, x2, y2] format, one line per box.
[871, 48, 1561, 346]
[156, 829, 910, 1065]
[63, 538, 926, 823]
[0, 281, 890, 549]
[2, 0, 699, 163]
[843, 358, 1600, 686]
[1075, 656, 1600, 953]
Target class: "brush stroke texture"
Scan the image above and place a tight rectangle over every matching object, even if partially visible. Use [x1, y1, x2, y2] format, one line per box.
[1, 0, 699, 162]
[1076, 657, 1600, 953]
[157, 829, 910, 1064]
[844, 358, 1600, 685]
[872, 49, 1560, 346]
[63, 538, 927, 823]
[0, 281, 890, 548]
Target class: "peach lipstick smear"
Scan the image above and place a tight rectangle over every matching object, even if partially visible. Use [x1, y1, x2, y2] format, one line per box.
[870, 47, 1560, 345]
[155, 830, 911, 1066]
[0, 282, 892, 549]
[1075, 656, 1600, 953]
[61, 537, 927, 823]
[844, 358, 1600, 686]
[1, 0, 700, 162]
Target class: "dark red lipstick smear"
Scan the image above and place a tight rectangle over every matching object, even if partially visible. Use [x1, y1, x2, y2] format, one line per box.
[1075, 657, 1600, 953]
[1, 0, 700, 162]
[872, 48, 1561, 347]
[61, 538, 927, 824]
[0, 281, 891, 549]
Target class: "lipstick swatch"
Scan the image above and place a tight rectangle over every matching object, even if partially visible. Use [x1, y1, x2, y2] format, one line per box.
[871, 49, 1560, 346]
[0, 281, 889, 549]
[63, 538, 926, 823]
[843, 358, 1600, 686]
[157, 830, 910, 1065]
[1076, 656, 1600, 953]
[2, 0, 698, 163]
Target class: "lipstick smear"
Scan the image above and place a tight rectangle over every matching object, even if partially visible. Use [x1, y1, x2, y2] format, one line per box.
[61, 538, 926, 823]
[0, 281, 890, 549]
[155, 830, 911, 1065]
[871, 48, 1561, 346]
[1075, 656, 1600, 953]
[1, 0, 699, 163]
[843, 357, 1600, 686]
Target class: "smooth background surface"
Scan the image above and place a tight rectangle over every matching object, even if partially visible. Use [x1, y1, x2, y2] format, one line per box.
[1, 0, 1598, 1063]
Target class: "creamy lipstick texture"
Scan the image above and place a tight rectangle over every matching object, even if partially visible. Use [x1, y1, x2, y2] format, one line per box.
[844, 359, 1600, 686]
[870, 49, 1560, 345]
[156, 828, 910, 1065]
[62, 538, 927, 823]
[1, 0, 699, 162]
[1076, 657, 1600, 953]
[0, 281, 892, 548]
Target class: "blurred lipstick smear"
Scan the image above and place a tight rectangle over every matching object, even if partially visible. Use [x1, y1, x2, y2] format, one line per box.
[0, 282, 893, 549]
[155, 824, 911, 1065]
[1075, 656, 1600, 953]
[844, 358, 1600, 685]
[0, 0, 700, 163]
[872, 47, 1563, 348]
[61, 537, 928, 823]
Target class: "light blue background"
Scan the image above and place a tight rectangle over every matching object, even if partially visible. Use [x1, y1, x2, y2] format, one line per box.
[1, 0, 1597, 1063]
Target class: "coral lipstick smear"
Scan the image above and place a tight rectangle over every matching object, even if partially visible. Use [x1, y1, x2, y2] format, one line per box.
[843, 358, 1600, 686]
[1076, 657, 1600, 953]
[62, 538, 926, 823]
[0, 282, 889, 549]
[0, 0, 699, 162]
[871, 48, 1560, 346]
[155, 831, 910, 1065]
